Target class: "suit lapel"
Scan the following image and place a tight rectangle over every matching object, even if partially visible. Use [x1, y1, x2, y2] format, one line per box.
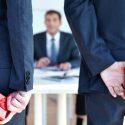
[58, 32, 65, 63]
[40, 32, 47, 57]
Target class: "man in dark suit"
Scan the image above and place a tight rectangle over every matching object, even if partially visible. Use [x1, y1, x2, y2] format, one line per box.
[34, 10, 80, 70]
[65, 0, 125, 125]
[0, 0, 33, 124]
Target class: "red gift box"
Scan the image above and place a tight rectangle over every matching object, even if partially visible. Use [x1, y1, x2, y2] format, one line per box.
[124, 68, 125, 95]
[0, 94, 8, 121]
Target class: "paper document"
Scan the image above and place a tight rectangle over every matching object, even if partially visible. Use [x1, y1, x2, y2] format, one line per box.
[34, 68, 80, 79]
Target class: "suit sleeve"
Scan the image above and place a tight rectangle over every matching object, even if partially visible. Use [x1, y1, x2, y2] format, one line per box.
[6, 0, 34, 91]
[64, 0, 115, 77]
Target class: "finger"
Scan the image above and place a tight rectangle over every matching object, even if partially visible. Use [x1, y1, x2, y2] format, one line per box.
[64, 65, 69, 70]
[37, 59, 47, 67]
[113, 81, 123, 87]
[113, 79, 124, 96]
[44, 58, 50, 64]
[7, 96, 22, 113]
[42, 58, 50, 65]
[7, 94, 13, 109]
[16, 91, 31, 107]
[62, 65, 69, 71]
[15, 93, 27, 106]
[8, 104, 22, 113]
[108, 86, 117, 98]
[38, 62, 45, 67]
[42, 60, 48, 65]
[11, 98, 23, 109]
[59, 64, 64, 69]
[0, 112, 15, 124]
[121, 94, 125, 100]
[8, 102, 22, 113]
[118, 86, 124, 96]
[120, 85, 125, 99]
[113, 86, 122, 96]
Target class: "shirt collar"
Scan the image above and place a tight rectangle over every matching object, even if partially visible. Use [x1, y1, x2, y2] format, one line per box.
[46, 31, 60, 41]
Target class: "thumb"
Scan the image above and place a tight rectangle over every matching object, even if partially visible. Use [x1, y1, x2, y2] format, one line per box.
[7, 94, 13, 104]
[0, 112, 15, 124]
[7, 94, 13, 111]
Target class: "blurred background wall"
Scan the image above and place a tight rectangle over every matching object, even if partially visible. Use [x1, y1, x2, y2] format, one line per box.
[32, 0, 71, 34]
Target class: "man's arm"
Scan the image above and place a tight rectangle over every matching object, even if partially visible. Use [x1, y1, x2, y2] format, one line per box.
[64, 0, 115, 77]
[34, 34, 38, 61]
[68, 36, 80, 68]
[6, 0, 33, 91]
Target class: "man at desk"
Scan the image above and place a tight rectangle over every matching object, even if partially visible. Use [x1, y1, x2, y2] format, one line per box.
[34, 10, 80, 70]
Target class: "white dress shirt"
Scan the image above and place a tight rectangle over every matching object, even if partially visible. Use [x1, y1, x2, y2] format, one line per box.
[34, 31, 71, 68]
[46, 32, 60, 58]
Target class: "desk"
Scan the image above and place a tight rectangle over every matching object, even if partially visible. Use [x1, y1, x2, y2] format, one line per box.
[33, 69, 79, 125]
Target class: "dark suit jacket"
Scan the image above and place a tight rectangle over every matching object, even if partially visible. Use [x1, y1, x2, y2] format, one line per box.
[64, 0, 125, 93]
[0, 0, 33, 95]
[34, 31, 80, 68]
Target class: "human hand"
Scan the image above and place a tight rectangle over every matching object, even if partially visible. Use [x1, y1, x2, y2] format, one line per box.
[58, 63, 71, 71]
[7, 91, 32, 113]
[36, 57, 50, 68]
[0, 112, 15, 125]
[101, 62, 125, 98]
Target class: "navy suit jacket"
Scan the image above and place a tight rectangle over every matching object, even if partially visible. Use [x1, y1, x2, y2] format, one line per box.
[0, 0, 33, 95]
[34, 31, 80, 68]
[64, 0, 125, 93]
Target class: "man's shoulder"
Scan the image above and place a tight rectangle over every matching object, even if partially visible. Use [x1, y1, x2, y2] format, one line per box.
[34, 31, 46, 44]
[60, 31, 73, 38]
[34, 31, 46, 38]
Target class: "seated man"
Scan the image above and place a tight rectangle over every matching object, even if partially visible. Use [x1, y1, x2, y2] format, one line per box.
[34, 10, 80, 70]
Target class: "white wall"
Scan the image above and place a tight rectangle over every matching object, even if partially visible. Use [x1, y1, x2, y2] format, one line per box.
[32, 0, 71, 34]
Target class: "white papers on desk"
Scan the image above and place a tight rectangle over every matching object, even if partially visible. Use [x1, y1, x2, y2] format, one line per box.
[34, 68, 80, 78]
[40, 66, 61, 71]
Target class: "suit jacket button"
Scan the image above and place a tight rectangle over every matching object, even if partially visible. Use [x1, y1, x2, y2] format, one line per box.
[26, 71, 30, 76]
[25, 79, 30, 84]
[25, 71, 30, 84]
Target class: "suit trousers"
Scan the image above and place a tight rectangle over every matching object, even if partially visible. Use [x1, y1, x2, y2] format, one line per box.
[85, 93, 125, 125]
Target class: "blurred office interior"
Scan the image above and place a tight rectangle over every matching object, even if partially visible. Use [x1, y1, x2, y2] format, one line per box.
[27, 0, 87, 125]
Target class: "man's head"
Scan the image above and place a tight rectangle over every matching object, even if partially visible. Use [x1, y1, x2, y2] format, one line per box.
[45, 10, 62, 36]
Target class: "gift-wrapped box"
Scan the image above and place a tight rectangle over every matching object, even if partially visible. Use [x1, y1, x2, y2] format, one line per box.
[124, 68, 125, 95]
[0, 94, 8, 121]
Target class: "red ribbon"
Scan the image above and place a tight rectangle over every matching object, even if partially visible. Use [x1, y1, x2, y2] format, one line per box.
[124, 68, 125, 95]
[0, 97, 7, 111]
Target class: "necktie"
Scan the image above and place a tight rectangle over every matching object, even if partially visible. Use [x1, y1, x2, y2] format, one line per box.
[50, 38, 57, 65]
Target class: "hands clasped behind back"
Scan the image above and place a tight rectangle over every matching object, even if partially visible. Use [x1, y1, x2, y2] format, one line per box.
[7, 91, 32, 113]
[0, 91, 32, 125]
[101, 62, 125, 99]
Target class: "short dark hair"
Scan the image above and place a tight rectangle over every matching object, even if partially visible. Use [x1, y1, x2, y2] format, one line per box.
[45, 10, 62, 21]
